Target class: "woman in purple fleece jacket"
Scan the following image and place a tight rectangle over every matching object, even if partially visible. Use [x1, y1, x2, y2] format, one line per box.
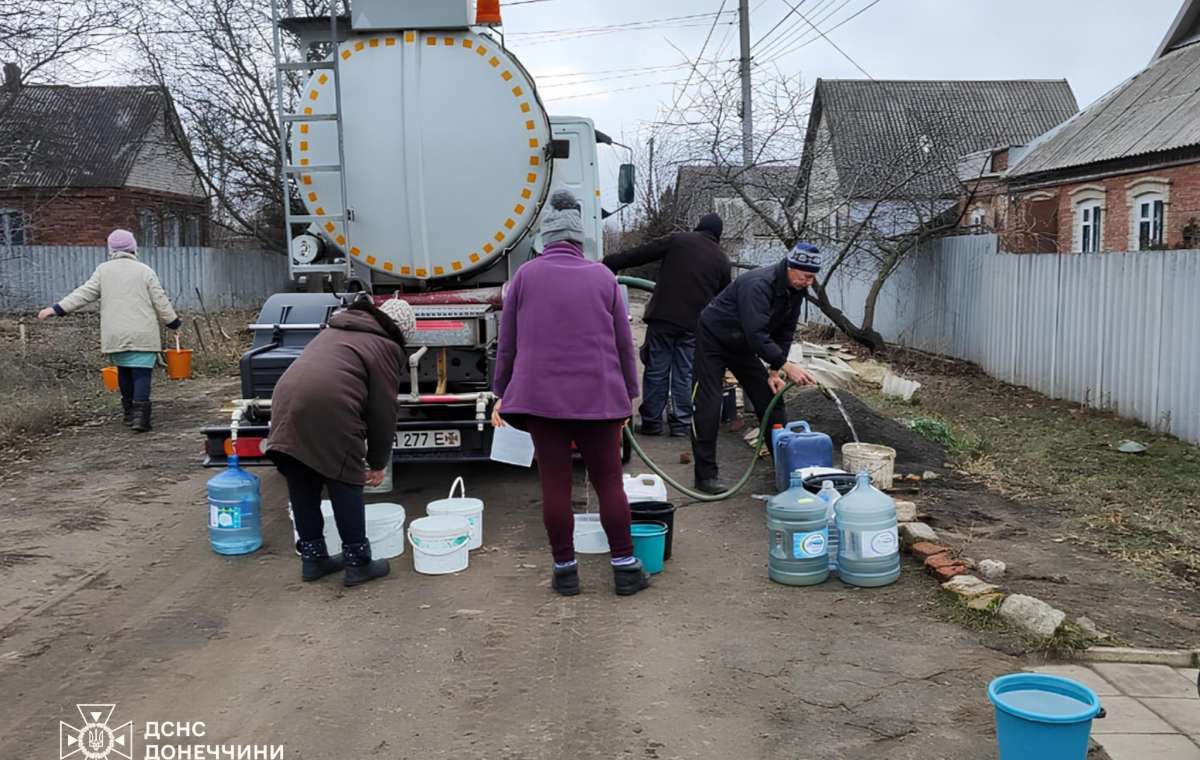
[492, 190, 651, 597]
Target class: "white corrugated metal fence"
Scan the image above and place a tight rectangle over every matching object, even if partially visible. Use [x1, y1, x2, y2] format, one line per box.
[815, 234, 1200, 444]
[0, 246, 290, 312]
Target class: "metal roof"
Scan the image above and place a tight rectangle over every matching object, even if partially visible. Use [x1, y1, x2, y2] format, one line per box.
[810, 79, 1079, 198]
[673, 164, 803, 225]
[0, 85, 171, 188]
[1009, 42, 1200, 180]
[1155, 0, 1200, 61]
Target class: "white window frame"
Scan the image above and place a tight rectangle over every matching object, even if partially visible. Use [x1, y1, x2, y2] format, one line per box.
[1069, 185, 1107, 253]
[138, 209, 160, 247]
[1126, 177, 1171, 250]
[162, 212, 181, 247]
[969, 207, 987, 229]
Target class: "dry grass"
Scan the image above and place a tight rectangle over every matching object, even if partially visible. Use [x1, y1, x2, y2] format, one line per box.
[0, 310, 253, 453]
[863, 356, 1200, 587]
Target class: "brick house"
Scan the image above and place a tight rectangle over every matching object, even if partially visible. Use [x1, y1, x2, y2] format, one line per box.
[996, 0, 1200, 253]
[0, 65, 209, 247]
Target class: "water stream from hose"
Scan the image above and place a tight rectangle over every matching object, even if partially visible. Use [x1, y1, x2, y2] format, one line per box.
[825, 388, 860, 444]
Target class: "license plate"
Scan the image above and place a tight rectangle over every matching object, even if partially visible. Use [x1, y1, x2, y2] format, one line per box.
[395, 429, 461, 450]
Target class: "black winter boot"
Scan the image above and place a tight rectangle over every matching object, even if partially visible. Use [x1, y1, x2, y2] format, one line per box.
[694, 477, 729, 496]
[552, 563, 580, 596]
[613, 558, 652, 596]
[121, 398, 135, 427]
[298, 538, 344, 582]
[131, 401, 152, 433]
[342, 539, 389, 587]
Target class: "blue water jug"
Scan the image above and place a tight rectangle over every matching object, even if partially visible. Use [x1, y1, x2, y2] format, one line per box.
[766, 470, 830, 586]
[836, 471, 900, 587]
[774, 421, 834, 492]
[207, 455, 263, 555]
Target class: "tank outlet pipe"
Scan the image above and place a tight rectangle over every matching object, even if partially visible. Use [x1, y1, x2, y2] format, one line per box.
[408, 346, 430, 401]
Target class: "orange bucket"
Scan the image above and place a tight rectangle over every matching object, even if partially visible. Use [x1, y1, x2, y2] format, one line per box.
[164, 335, 193, 381]
[100, 366, 119, 392]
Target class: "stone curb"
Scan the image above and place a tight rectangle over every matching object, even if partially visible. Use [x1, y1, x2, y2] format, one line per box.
[1073, 647, 1200, 668]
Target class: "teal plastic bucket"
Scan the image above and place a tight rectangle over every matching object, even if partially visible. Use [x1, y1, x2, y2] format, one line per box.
[630, 522, 668, 574]
[989, 673, 1103, 760]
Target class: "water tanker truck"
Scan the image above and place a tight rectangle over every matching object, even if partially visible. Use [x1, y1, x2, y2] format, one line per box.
[202, 0, 636, 466]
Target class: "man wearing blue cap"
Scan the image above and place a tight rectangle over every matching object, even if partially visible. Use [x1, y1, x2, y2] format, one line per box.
[690, 242, 820, 494]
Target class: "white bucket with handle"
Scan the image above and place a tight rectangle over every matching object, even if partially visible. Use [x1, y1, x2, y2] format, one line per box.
[426, 477, 484, 550]
[408, 515, 471, 575]
[288, 501, 406, 559]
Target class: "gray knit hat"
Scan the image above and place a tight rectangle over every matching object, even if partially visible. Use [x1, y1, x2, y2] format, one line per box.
[379, 296, 416, 338]
[540, 189, 584, 246]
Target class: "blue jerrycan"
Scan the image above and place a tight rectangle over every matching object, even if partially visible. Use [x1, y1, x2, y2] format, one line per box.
[774, 421, 834, 492]
[207, 455, 263, 555]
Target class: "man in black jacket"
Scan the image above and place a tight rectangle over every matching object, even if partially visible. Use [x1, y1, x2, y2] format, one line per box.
[604, 213, 731, 436]
[691, 242, 821, 494]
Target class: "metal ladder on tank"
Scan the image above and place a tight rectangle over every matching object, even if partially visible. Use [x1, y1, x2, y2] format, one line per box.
[271, 0, 353, 282]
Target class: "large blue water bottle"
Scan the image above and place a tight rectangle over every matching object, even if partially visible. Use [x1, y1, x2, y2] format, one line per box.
[207, 455, 263, 555]
[774, 421, 834, 492]
[767, 470, 830, 586]
[836, 471, 900, 587]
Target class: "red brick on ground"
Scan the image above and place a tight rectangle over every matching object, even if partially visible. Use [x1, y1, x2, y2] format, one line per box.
[932, 563, 970, 582]
[912, 542, 950, 561]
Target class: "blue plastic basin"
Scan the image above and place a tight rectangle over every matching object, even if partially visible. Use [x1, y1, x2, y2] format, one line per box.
[988, 673, 1102, 760]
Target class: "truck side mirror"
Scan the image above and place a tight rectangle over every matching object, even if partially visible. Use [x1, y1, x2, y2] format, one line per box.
[618, 163, 636, 205]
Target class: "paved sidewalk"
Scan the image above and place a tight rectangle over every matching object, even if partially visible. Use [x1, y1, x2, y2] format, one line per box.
[1032, 664, 1200, 759]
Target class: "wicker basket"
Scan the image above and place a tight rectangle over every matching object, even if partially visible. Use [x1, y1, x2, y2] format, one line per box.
[842, 443, 897, 490]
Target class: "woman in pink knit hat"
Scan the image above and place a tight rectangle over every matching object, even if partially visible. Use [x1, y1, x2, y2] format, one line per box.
[37, 229, 181, 432]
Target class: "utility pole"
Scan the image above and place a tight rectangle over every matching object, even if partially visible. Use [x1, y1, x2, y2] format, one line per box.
[738, 0, 754, 167]
[648, 135, 656, 215]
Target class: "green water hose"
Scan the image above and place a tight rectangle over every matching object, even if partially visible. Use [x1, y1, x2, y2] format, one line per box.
[622, 384, 793, 502]
[617, 274, 791, 502]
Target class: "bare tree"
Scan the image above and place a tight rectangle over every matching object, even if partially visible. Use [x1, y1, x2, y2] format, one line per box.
[0, 0, 127, 84]
[657, 67, 977, 351]
[127, 0, 328, 251]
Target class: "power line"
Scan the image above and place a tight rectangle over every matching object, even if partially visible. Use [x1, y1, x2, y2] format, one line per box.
[754, 0, 842, 58]
[759, 0, 883, 66]
[774, 0, 873, 77]
[654, 0, 729, 136]
[750, 0, 808, 49]
[544, 77, 691, 102]
[509, 12, 733, 38]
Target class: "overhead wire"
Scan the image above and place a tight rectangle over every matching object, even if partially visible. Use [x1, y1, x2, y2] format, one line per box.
[753, 0, 844, 59]
[653, 0, 731, 137]
[750, 0, 810, 51]
[759, 0, 883, 67]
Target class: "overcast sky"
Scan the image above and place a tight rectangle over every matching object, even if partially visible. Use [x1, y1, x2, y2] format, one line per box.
[503, 0, 1182, 145]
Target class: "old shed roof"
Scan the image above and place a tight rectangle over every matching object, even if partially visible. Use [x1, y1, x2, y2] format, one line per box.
[1008, 42, 1200, 181]
[810, 78, 1078, 198]
[673, 164, 803, 224]
[0, 85, 174, 188]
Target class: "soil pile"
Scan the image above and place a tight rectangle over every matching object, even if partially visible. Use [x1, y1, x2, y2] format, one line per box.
[787, 388, 947, 474]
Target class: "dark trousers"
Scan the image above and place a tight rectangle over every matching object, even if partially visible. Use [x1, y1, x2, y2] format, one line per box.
[117, 366, 152, 402]
[639, 322, 696, 434]
[273, 452, 367, 546]
[526, 417, 633, 564]
[691, 323, 787, 481]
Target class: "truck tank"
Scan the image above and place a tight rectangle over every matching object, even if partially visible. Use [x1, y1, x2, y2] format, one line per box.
[291, 26, 553, 282]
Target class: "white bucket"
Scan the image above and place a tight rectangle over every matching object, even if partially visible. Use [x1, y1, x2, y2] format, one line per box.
[841, 443, 897, 490]
[426, 477, 484, 550]
[408, 515, 470, 575]
[623, 473, 668, 504]
[574, 513, 610, 554]
[288, 501, 407, 559]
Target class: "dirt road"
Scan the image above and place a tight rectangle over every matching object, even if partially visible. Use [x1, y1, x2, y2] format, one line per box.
[0, 379, 1025, 760]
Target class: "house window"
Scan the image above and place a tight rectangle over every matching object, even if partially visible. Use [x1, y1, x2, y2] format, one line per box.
[1136, 198, 1165, 249]
[969, 207, 987, 229]
[1080, 205, 1103, 253]
[138, 209, 160, 246]
[1126, 177, 1171, 251]
[162, 213, 181, 247]
[185, 214, 201, 246]
[1069, 185, 1106, 253]
[0, 209, 25, 245]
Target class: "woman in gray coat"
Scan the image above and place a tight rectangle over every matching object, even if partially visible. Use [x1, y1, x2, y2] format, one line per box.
[37, 229, 180, 432]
